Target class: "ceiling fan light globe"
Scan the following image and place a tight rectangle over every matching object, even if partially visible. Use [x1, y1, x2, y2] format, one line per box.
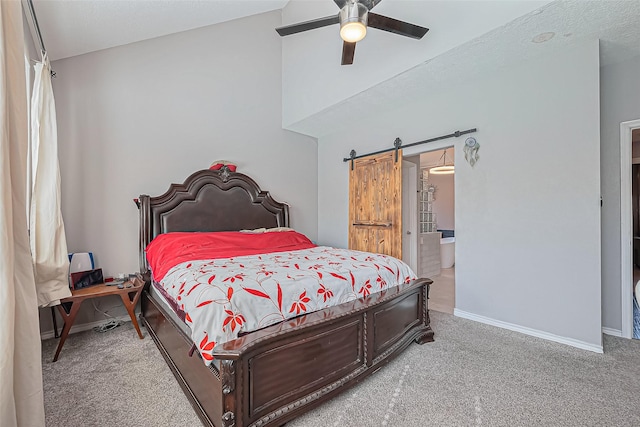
[339, 2, 368, 42]
[340, 22, 367, 42]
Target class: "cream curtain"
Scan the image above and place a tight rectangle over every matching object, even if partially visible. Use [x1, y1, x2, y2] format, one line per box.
[0, 1, 46, 425]
[29, 51, 70, 306]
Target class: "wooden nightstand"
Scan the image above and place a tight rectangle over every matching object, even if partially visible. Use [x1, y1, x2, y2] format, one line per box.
[52, 277, 145, 362]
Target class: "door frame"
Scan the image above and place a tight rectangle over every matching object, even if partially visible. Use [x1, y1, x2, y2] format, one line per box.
[620, 118, 640, 338]
[402, 160, 418, 273]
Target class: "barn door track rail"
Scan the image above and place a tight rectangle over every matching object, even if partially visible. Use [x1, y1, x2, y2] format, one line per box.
[343, 128, 477, 170]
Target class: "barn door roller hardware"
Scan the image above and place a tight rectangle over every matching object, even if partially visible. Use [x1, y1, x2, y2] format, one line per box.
[343, 128, 477, 170]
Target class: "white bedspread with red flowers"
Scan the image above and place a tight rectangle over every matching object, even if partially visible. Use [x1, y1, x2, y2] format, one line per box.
[157, 246, 416, 365]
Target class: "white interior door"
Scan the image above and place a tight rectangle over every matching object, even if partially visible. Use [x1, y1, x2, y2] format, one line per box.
[402, 161, 418, 273]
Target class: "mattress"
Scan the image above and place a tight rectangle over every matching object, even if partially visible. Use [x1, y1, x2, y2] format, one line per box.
[149, 282, 191, 337]
[146, 230, 416, 365]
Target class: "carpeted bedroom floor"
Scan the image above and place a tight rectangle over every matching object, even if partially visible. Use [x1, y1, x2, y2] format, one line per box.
[41, 311, 640, 427]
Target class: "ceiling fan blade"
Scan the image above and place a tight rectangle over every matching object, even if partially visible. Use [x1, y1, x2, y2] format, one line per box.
[368, 13, 429, 39]
[276, 15, 340, 36]
[342, 41, 356, 65]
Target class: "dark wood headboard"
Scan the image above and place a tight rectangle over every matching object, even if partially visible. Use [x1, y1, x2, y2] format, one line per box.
[136, 166, 289, 273]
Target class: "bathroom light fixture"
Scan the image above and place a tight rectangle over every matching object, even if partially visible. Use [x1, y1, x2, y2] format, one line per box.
[430, 149, 455, 175]
[339, 1, 368, 43]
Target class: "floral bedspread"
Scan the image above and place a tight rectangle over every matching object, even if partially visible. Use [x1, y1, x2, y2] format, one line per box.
[157, 246, 416, 365]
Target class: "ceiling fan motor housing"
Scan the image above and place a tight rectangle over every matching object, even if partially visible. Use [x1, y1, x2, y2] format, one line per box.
[340, 1, 368, 25]
[343, 0, 382, 9]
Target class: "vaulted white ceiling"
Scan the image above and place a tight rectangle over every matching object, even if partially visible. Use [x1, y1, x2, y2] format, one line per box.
[30, 0, 640, 66]
[28, 0, 290, 61]
[282, 0, 640, 136]
[280, 0, 552, 129]
[27, 0, 640, 138]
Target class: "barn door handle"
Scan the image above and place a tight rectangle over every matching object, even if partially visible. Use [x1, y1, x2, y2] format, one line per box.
[352, 221, 392, 227]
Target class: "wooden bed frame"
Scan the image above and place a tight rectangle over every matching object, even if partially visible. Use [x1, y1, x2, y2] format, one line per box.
[137, 166, 434, 427]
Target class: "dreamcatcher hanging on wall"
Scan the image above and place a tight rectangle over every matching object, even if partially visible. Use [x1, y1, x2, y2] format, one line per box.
[463, 137, 480, 167]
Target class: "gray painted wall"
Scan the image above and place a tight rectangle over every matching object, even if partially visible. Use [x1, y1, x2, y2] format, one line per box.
[39, 11, 318, 335]
[600, 54, 640, 332]
[317, 42, 602, 349]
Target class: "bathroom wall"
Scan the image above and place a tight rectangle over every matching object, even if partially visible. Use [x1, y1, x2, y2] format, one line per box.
[429, 172, 455, 231]
[420, 149, 455, 232]
[418, 233, 441, 279]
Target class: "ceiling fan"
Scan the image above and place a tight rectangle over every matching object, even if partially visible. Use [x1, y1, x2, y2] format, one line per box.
[275, 0, 428, 65]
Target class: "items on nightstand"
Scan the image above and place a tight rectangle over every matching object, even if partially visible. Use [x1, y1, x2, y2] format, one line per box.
[68, 252, 95, 275]
[69, 268, 103, 290]
[49, 252, 98, 338]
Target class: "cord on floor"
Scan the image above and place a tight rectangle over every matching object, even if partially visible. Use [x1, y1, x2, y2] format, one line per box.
[91, 300, 124, 333]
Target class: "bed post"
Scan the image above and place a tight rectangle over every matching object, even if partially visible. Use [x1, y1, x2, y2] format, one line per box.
[137, 194, 151, 276]
[415, 283, 434, 344]
[220, 359, 238, 427]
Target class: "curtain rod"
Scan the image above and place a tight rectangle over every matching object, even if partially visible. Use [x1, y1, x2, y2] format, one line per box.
[26, 0, 46, 54]
[343, 128, 477, 169]
[25, 0, 56, 77]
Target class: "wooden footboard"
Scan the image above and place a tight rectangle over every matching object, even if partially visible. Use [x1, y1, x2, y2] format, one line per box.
[141, 278, 433, 427]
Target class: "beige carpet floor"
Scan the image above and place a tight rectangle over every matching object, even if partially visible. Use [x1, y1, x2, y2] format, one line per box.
[42, 312, 640, 426]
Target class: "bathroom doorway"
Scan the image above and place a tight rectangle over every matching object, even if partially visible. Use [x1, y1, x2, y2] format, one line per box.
[405, 148, 456, 314]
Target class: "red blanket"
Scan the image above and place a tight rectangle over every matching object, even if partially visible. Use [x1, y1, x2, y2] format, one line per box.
[146, 231, 317, 281]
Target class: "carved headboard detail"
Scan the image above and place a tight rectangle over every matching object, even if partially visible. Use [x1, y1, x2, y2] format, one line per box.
[136, 166, 289, 273]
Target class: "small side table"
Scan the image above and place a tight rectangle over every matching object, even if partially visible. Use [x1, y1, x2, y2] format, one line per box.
[52, 278, 145, 362]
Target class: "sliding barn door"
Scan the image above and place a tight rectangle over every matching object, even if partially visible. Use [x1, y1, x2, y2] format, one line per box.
[349, 150, 402, 258]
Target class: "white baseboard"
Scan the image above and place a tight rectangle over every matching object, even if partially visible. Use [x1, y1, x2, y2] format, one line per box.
[453, 309, 604, 353]
[40, 315, 133, 341]
[602, 327, 622, 337]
